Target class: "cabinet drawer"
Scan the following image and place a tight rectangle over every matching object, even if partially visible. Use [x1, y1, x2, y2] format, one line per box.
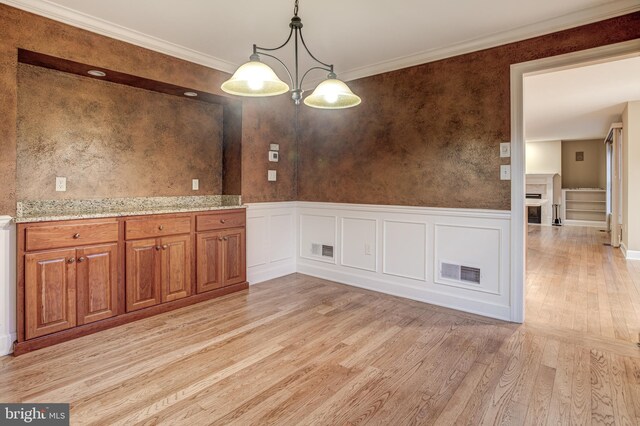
[26, 222, 118, 251]
[125, 216, 191, 240]
[197, 212, 245, 231]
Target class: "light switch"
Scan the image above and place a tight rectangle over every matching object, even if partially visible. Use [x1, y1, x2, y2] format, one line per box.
[55, 176, 66, 192]
[268, 170, 277, 181]
[270, 143, 280, 151]
[500, 142, 511, 158]
[500, 165, 511, 180]
[269, 151, 279, 162]
[192, 179, 199, 190]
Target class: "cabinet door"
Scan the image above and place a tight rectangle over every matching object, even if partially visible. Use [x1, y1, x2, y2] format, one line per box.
[222, 228, 246, 286]
[126, 239, 161, 312]
[160, 234, 192, 302]
[196, 231, 224, 293]
[25, 249, 76, 339]
[76, 243, 118, 325]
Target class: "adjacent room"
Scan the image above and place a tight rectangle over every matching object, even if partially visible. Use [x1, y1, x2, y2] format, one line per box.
[0, 1, 639, 424]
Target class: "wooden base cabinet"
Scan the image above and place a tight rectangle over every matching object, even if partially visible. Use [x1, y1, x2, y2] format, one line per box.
[16, 209, 246, 355]
[25, 249, 77, 339]
[197, 228, 246, 293]
[76, 243, 118, 325]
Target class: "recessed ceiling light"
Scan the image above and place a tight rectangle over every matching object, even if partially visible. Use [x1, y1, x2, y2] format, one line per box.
[87, 70, 106, 77]
[184, 91, 198, 97]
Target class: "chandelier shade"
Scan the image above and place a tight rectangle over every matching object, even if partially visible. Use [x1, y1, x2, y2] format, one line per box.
[220, 60, 290, 97]
[303, 78, 361, 109]
[220, 0, 360, 110]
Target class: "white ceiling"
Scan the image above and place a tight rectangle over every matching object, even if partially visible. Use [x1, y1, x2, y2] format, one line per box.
[524, 55, 640, 141]
[4, 0, 639, 85]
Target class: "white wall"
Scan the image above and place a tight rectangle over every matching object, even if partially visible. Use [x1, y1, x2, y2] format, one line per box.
[525, 140, 562, 175]
[0, 216, 16, 356]
[246, 203, 297, 283]
[622, 101, 640, 259]
[248, 202, 513, 321]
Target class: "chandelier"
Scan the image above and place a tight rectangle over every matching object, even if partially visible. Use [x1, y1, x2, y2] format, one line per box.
[221, 0, 361, 109]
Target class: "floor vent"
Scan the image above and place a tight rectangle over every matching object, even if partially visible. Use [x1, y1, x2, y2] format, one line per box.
[441, 262, 481, 284]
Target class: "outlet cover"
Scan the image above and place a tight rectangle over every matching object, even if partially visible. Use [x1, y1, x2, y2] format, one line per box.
[500, 165, 511, 180]
[192, 179, 199, 190]
[269, 151, 279, 162]
[55, 176, 66, 192]
[268, 170, 277, 181]
[270, 143, 280, 151]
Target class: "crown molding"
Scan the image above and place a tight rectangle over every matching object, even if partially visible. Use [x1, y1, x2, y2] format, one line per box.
[336, 0, 640, 83]
[0, 0, 237, 73]
[2, 0, 639, 82]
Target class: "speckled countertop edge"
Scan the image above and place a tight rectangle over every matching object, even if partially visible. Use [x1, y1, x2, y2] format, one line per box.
[14, 195, 245, 223]
[14, 205, 247, 223]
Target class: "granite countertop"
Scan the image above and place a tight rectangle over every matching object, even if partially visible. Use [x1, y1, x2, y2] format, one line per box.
[14, 195, 244, 223]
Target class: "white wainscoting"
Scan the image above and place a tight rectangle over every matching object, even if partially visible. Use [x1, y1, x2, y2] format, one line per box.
[246, 202, 297, 284]
[294, 202, 512, 321]
[0, 216, 16, 356]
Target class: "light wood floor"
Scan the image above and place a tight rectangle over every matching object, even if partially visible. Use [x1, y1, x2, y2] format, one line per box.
[1, 225, 639, 425]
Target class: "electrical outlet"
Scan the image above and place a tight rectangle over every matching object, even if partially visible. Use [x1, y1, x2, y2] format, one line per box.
[268, 170, 277, 181]
[500, 165, 511, 180]
[269, 151, 279, 162]
[500, 142, 511, 158]
[55, 176, 66, 192]
[364, 243, 372, 256]
[192, 179, 199, 190]
[270, 143, 280, 151]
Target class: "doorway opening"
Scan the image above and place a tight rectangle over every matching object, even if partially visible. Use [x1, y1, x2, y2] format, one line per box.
[510, 40, 640, 339]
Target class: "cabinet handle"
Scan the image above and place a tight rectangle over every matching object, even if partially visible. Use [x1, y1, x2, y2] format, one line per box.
[162, 244, 168, 250]
[67, 257, 75, 264]
[223, 236, 228, 241]
[220, 219, 226, 224]
[158, 225, 164, 230]
[77, 256, 86, 263]
[218, 237, 223, 241]
[73, 233, 80, 239]
[155, 245, 162, 250]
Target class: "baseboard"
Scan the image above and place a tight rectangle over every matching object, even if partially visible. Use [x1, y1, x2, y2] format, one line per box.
[0, 332, 16, 356]
[248, 261, 296, 285]
[563, 219, 607, 228]
[297, 262, 511, 321]
[621, 242, 640, 260]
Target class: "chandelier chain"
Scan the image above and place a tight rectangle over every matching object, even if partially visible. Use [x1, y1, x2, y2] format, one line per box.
[294, 0, 299, 16]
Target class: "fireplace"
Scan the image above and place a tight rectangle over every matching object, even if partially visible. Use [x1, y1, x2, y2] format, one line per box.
[526, 193, 542, 224]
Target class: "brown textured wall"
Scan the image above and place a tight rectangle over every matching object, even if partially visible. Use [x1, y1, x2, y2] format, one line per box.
[0, 4, 296, 215]
[298, 13, 640, 210]
[241, 96, 297, 202]
[17, 64, 223, 200]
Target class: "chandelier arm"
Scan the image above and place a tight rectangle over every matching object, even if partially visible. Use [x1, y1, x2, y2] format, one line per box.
[298, 28, 333, 70]
[299, 66, 333, 88]
[253, 51, 295, 88]
[254, 27, 294, 52]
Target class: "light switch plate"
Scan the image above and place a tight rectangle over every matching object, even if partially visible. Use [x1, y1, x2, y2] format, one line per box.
[270, 143, 280, 151]
[268, 170, 277, 181]
[500, 142, 511, 158]
[500, 165, 511, 180]
[55, 176, 66, 192]
[192, 179, 199, 190]
[269, 151, 279, 162]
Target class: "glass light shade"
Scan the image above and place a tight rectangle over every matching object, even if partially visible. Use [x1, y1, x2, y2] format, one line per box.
[221, 60, 290, 97]
[303, 78, 361, 109]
